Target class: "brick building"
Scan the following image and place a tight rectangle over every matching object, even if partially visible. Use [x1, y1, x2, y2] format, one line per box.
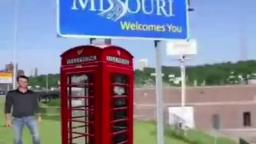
[135, 85, 256, 131]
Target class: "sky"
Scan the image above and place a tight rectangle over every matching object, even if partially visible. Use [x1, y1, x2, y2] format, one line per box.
[0, 0, 256, 75]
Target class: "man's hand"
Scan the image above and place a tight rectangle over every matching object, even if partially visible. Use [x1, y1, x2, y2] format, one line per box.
[5, 119, 12, 128]
[5, 114, 12, 128]
[37, 115, 42, 123]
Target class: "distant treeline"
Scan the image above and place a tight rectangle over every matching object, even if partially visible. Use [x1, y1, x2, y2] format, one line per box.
[29, 60, 256, 88]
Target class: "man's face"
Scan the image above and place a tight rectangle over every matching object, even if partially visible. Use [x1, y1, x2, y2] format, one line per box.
[17, 78, 29, 89]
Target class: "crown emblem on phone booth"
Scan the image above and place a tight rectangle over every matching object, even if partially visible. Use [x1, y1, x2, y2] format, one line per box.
[77, 49, 84, 55]
[117, 50, 121, 56]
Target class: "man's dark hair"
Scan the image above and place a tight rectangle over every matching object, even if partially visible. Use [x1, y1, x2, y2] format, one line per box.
[16, 75, 29, 82]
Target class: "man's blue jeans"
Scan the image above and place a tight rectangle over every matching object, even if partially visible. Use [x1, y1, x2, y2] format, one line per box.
[12, 116, 41, 144]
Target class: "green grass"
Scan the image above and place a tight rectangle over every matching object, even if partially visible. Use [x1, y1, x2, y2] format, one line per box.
[42, 99, 61, 107]
[0, 98, 61, 144]
[135, 122, 189, 144]
[0, 98, 237, 144]
[166, 127, 236, 144]
[0, 114, 61, 144]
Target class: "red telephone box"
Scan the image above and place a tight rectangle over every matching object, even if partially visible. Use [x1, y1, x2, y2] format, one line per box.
[60, 45, 134, 144]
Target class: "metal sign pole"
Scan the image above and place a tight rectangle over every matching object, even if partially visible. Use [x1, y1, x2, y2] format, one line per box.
[180, 55, 186, 107]
[154, 40, 164, 144]
[89, 38, 112, 45]
[213, 114, 220, 144]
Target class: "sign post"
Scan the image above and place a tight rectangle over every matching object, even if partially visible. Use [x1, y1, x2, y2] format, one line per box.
[154, 40, 164, 144]
[213, 114, 220, 144]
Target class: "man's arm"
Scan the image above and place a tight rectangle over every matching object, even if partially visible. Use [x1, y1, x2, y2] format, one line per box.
[4, 92, 13, 127]
[34, 93, 42, 122]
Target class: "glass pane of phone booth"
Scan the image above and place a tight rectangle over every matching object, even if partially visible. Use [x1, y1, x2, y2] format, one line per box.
[67, 74, 95, 144]
[111, 74, 129, 144]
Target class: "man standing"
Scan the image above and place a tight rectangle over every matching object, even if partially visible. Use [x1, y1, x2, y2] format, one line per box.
[4, 75, 41, 144]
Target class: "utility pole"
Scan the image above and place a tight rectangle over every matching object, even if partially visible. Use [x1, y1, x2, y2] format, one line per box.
[12, 0, 19, 89]
[46, 74, 49, 92]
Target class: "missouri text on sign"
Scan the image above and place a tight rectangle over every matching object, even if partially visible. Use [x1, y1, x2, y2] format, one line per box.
[58, 0, 189, 40]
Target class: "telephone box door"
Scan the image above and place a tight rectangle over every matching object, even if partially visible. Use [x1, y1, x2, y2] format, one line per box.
[61, 68, 99, 144]
[104, 66, 134, 144]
